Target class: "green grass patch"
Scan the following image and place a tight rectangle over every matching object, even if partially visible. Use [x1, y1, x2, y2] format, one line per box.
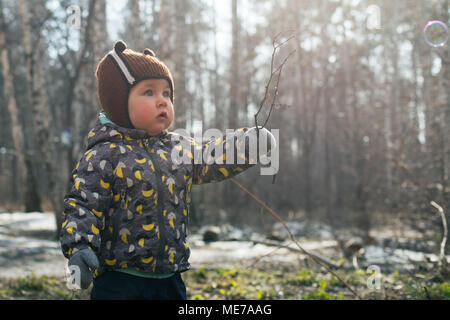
[0, 273, 90, 300]
[0, 267, 448, 300]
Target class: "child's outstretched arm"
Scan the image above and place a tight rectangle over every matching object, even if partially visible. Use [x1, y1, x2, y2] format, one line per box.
[60, 146, 114, 259]
[190, 126, 276, 185]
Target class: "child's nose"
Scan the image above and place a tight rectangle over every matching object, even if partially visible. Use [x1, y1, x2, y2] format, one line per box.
[156, 94, 167, 107]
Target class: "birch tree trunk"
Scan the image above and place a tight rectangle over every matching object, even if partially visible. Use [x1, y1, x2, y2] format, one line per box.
[93, 0, 107, 64]
[228, 0, 240, 129]
[174, 0, 187, 129]
[0, 0, 28, 209]
[438, 0, 449, 208]
[212, 1, 223, 130]
[159, 0, 170, 60]
[123, 0, 144, 50]
[17, 0, 60, 214]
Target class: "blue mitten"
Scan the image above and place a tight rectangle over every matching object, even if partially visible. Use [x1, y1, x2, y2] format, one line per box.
[68, 248, 99, 289]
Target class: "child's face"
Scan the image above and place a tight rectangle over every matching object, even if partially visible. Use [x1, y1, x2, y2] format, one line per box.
[128, 78, 174, 136]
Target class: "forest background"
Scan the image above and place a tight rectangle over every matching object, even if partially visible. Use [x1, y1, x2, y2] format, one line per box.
[0, 0, 449, 249]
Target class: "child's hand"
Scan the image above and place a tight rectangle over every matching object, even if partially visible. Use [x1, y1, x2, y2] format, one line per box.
[68, 248, 99, 289]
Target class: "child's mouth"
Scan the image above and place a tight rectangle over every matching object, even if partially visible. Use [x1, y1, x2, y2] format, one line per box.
[157, 112, 167, 120]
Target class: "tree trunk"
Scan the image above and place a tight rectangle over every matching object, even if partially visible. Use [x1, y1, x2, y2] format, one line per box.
[159, 0, 170, 60]
[212, 1, 223, 130]
[229, 0, 240, 129]
[126, 0, 144, 50]
[18, 0, 55, 213]
[0, 0, 31, 211]
[174, 0, 187, 129]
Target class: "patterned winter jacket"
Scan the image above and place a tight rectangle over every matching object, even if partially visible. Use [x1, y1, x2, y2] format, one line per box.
[60, 118, 267, 275]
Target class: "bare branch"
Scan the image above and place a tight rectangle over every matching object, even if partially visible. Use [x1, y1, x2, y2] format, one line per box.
[261, 49, 296, 129]
[254, 32, 295, 127]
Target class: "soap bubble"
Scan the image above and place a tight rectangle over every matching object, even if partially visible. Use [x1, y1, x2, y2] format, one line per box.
[424, 20, 448, 47]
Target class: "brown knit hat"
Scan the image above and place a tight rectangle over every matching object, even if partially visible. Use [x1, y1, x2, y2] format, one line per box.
[95, 40, 174, 128]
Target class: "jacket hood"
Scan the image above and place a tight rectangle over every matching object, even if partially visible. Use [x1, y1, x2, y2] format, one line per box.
[86, 115, 169, 150]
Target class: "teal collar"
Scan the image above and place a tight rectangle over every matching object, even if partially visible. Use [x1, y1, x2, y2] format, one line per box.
[99, 112, 116, 126]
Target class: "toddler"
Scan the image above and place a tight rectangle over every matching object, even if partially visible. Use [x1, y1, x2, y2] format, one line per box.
[60, 40, 275, 300]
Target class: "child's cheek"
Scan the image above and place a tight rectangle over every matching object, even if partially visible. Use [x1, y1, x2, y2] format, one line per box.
[168, 106, 175, 124]
[132, 104, 153, 127]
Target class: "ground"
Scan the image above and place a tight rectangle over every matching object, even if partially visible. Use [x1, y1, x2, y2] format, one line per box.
[0, 261, 449, 300]
[0, 210, 449, 300]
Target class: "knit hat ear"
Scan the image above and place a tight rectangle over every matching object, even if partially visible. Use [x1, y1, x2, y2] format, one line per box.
[143, 48, 155, 57]
[114, 40, 127, 54]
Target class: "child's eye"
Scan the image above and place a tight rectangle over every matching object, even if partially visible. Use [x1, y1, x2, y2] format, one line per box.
[163, 91, 170, 98]
[144, 90, 153, 96]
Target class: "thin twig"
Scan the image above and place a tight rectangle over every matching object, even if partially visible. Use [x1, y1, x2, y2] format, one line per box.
[254, 32, 296, 130]
[230, 177, 362, 299]
[423, 286, 432, 300]
[261, 49, 296, 129]
[248, 245, 282, 268]
[250, 239, 340, 269]
[254, 31, 296, 185]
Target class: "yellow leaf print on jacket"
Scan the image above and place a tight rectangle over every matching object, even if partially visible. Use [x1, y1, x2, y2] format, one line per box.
[105, 259, 117, 266]
[158, 150, 167, 161]
[142, 189, 154, 197]
[148, 159, 155, 172]
[74, 178, 85, 190]
[168, 248, 176, 263]
[135, 158, 147, 164]
[134, 170, 142, 180]
[119, 228, 130, 244]
[168, 212, 176, 229]
[113, 162, 126, 178]
[142, 223, 155, 231]
[92, 208, 102, 218]
[100, 179, 110, 189]
[166, 177, 175, 194]
[141, 256, 153, 264]
[218, 167, 229, 177]
[85, 150, 96, 161]
[91, 224, 100, 235]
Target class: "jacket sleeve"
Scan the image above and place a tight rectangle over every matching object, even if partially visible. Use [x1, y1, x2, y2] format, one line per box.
[191, 126, 275, 185]
[60, 145, 113, 259]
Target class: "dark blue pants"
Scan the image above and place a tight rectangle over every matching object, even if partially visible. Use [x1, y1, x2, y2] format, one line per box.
[90, 271, 187, 300]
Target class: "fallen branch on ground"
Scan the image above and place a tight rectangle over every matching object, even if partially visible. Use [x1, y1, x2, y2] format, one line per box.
[249, 239, 340, 270]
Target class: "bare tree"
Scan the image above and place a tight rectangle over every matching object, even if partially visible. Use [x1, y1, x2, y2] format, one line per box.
[159, 0, 170, 60]
[173, 0, 187, 129]
[0, 0, 31, 211]
[122, 0, 144, 50]
[228, 0, 240, 129]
